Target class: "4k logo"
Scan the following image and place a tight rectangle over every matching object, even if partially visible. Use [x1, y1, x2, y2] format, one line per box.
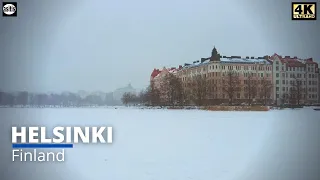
[292, 2, 317, 20]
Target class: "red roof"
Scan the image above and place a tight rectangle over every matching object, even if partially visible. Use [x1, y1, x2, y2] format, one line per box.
[269, 53, 318, 67]
[151, 69, 161, 78]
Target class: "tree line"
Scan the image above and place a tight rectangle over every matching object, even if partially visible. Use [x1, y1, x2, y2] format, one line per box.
[122, 70, 308, 106]
[0, 91, 118, 106]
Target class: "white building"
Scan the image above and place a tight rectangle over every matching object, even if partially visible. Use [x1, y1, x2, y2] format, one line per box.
[269, 54, 319, 105]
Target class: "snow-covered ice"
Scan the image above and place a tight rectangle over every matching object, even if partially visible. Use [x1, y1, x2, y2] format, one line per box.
[0, 108, 319, 180]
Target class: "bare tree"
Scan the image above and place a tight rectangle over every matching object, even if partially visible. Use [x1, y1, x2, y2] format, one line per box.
[281, 93, 289, 105]
[289, 76, 304, 105]
[244, 73, 257, 105]
[222, 70, 241, 105]
[121, 92, 132, 105]
[206, 78, 216, 105]
[161, 73, 184, 106]
[171, 75, 184, 106]
[260, 77, 273, 105]
[147, 81, 161, 106]
[138, 89, 148, 105]
[182, 78, 193, 105]
[189, 73, 210, 106]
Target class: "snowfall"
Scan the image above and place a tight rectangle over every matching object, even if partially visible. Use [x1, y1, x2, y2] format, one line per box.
[0, 107, 319, 180]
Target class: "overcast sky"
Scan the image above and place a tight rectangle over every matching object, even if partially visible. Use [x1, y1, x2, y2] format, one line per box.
[0, 0, 319, 93]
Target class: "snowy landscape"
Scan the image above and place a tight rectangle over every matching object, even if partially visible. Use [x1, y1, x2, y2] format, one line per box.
[1, 107, 319, 180]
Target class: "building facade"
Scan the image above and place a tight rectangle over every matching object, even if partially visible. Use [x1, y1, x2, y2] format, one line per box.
[150, 47, 319, 105]
[269, 54, 319, 105]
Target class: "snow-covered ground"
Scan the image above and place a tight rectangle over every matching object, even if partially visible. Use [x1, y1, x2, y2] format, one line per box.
[0, 108, 319, 180]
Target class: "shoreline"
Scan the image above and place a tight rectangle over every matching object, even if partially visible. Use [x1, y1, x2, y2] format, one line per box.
[1, 105, 317, 111]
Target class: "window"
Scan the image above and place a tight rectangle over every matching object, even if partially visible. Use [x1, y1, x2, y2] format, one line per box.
[282, 87, 285, 91]
[276, 80, 279, 84]
[276, 73, 279, 78]
[282, 80, 285, 84]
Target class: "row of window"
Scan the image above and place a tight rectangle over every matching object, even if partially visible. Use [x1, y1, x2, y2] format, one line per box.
[276, 93, 318, 99]
[275, 73, 318, 79]
[275, 86, 318, 92]
[275, 80, 318, 86]
[182, 72, 272, 80]
[188, 64, 274, 72]
[275, 61, 316, 72]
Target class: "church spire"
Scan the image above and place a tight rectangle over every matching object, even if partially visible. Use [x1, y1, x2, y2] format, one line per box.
[210, 46, 220, 61]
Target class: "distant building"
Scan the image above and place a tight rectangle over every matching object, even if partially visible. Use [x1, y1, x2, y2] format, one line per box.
[150, 47, 319, 105]
[113, 84, 136, 103]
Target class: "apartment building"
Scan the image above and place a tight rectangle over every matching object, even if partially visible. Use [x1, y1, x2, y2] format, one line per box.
[269, 54, 319, 105]
[150, 47, 319, 105]
[150, 66, 182, 102]
[177, 54, 273, 104]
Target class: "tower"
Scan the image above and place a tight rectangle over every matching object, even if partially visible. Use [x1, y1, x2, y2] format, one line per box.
[210, 46, 221, 61]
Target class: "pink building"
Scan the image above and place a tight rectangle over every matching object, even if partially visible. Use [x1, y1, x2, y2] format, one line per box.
[150, 66, 181, 102]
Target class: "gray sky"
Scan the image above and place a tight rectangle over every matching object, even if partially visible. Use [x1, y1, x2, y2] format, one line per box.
[0, 0, 319, 93]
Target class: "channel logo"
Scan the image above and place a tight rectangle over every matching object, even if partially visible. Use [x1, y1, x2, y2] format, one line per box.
[2, 2, 17, 17]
